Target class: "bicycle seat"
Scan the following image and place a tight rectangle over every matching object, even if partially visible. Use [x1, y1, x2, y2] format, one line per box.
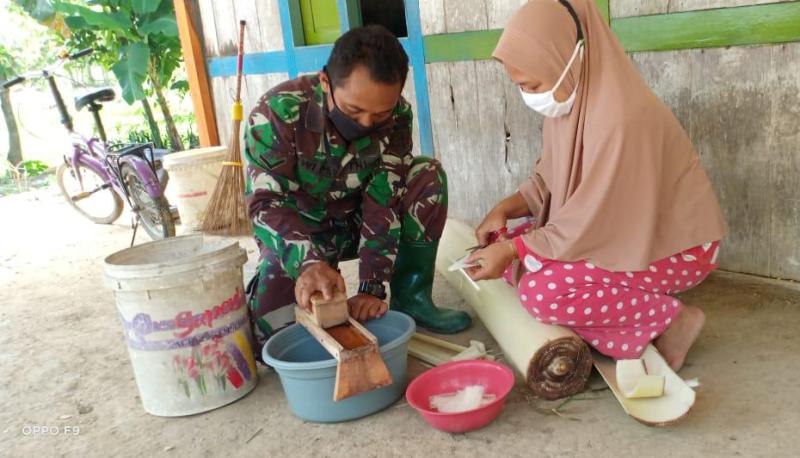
[74, 87, 115, 111]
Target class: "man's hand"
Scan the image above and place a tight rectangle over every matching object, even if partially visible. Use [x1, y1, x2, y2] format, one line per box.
[348, 293, 388, 321]
[294, 262, 346, 311]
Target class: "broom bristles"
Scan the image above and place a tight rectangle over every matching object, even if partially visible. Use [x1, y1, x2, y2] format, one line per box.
[201, 119, 252, 236]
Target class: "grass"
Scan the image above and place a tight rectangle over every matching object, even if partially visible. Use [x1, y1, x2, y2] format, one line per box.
[0, 170, 55, 197]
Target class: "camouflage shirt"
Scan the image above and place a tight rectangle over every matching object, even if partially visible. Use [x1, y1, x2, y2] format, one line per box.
[244, 75, 414, 284]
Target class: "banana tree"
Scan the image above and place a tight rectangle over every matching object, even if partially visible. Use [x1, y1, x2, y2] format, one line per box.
[51, 0, 186, 151]
[0, 45, 23, 165]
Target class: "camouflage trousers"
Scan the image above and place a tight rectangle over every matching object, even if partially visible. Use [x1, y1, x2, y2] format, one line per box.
[248, 156, 447, 351]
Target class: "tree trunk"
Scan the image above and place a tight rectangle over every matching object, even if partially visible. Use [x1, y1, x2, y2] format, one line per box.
[149, 71, 184, 152]
[1, 88, 22, 165]
[140, 97, 164, 149]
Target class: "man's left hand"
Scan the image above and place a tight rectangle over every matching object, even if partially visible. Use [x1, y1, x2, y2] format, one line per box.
[348, 293, 388, 321]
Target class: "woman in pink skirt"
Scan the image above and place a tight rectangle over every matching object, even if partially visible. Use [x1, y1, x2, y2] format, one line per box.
[466, 0, 726, 371]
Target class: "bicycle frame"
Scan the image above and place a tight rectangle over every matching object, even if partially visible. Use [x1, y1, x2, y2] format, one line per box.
[67, 131, 164, 202]
[29, 65, 164, 202]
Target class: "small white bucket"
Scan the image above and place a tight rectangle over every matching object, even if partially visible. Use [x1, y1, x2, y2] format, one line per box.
[163, 146, 227, 232]
[104, 235, 257, 416]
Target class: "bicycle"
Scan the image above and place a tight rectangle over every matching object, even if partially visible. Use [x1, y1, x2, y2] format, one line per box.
[3, 48, 176, 242]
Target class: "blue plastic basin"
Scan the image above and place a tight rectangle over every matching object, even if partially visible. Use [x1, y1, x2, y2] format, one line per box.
[263, 311, 416, 422]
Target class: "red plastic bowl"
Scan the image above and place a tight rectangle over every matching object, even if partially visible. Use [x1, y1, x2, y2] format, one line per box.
[405, 360, 515, 433]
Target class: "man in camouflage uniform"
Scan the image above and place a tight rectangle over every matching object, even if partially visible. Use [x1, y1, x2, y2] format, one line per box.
[244, 26, 471, 351]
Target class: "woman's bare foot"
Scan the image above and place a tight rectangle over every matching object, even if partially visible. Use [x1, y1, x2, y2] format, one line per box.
[654, 305, 705, 372]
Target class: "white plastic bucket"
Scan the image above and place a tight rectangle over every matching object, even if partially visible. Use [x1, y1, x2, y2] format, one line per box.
[104, 235, 257, 417]
[163, 146, 227, 232]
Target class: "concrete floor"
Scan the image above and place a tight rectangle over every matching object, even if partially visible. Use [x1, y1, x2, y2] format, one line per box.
[1, 188, 799, 457]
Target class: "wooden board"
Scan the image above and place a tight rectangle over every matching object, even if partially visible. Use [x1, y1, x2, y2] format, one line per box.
[627, 43, 800, 280]
[611, 0, 786, 18]
[334, 338, 393, 401]
[420, 2, 800, 61]
[175, 0, 219, 146]
[295, 306, 344, 359]
[294, 307, 392, 401]
[426, 59, 542, 225]
[612, 2, 800, 52]
[309, 291, 349, 328]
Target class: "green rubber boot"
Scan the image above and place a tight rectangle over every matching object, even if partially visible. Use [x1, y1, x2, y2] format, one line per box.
[390, 240, 472, 334]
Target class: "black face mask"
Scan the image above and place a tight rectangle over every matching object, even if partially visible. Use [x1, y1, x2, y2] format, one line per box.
[324, 70, 389, 142]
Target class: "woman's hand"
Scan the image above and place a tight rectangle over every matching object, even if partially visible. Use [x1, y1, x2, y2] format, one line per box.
[476, 207, 508, 247]
[476, 192, 531, 246]
[466, 240, 518, 281]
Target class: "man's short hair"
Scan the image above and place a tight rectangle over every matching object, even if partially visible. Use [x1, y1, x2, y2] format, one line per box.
[325, 25, 409, 87]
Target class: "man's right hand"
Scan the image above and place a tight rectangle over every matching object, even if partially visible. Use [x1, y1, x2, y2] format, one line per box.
[294, 262, 346, 311]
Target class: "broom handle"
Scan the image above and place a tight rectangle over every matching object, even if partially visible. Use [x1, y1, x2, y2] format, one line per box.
[235, 20, 246, 103]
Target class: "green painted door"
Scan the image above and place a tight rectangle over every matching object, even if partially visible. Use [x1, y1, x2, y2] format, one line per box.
[300, 0, 341, 45]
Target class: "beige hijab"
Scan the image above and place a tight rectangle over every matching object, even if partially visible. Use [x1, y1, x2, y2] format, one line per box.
[492, 0, 726, 271]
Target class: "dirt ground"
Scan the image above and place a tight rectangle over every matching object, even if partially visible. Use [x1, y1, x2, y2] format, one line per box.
[2, 186, 799, 457]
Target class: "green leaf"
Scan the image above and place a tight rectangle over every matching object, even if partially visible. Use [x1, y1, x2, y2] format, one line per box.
[53, 1, 133, 38]
[111, 42, 149, 104]
[170, 80, 189, 92]
[63, 15, 88, 30]
[0, 45, 21, 78]
[131, 0, 160, 15]
[139, 15, 177, 36]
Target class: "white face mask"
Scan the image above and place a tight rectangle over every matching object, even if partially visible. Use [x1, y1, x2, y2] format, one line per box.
[519, 40, 584, 118]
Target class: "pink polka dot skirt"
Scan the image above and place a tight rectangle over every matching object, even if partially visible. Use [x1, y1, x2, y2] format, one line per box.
[505, 222, 720, 359]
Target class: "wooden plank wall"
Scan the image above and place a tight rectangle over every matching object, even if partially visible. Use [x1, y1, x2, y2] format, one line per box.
[421, 0, 800, 280]
[422, 0, 542, 240]
[195, 0, 287, 146]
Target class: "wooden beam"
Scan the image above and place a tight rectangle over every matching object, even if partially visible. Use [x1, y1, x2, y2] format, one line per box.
[595, 0, 610, 24]
[422, 1, 800, 62]
[423, 29, 502, 63]
[174, 0, 219, 147]
[612, 2, 800, 52]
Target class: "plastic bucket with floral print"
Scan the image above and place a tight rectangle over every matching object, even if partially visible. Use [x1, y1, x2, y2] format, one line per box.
[104, 235, 256, 416]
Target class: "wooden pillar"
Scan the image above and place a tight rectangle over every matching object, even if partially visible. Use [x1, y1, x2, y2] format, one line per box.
[174, 0, 220, 147]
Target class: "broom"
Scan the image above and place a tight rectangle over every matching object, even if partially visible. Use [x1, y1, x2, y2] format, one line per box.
[202, 20, 251, 236]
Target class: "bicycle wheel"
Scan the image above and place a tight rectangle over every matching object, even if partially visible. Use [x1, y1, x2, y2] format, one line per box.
[57, 162, 124, 224]
[121, 164, 175, 240]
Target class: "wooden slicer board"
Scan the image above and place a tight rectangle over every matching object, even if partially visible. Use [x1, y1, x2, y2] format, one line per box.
[294, 292, 392, 401]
